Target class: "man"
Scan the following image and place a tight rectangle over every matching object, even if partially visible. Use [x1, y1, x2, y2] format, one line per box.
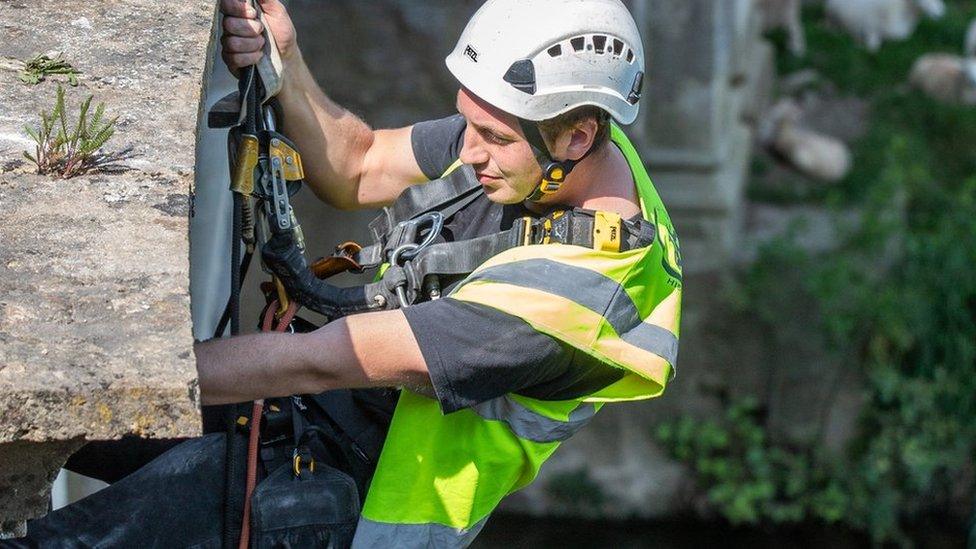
[9, 0, 681, 546]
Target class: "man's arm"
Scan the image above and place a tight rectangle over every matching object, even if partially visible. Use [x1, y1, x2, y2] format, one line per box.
[221, 0, 428, 210]
[195, 309, 430, 405]
[276, 55, 427, 209]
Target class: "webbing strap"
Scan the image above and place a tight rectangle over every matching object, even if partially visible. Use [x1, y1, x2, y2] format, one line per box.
[414, 210, 652, 269]
[409, 227, 525, 278]
[390, 211, 655, 302]
[350, 208, 657, 310]
[368, 165, 482, 246]
[356, 186, 483, 269]
[307, 391, 386, 461]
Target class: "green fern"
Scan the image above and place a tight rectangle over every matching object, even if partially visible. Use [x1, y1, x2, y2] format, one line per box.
[18, 53, 80, 86]
[23, 84, 118, 178]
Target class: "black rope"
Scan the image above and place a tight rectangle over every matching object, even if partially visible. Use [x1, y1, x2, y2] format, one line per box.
[213, 251, 253, 338]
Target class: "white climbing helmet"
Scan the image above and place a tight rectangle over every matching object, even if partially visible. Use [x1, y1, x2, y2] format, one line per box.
[446, 0, 646, 125]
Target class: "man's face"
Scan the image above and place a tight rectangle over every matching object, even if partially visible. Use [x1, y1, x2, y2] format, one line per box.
[455, 88, 543, 204]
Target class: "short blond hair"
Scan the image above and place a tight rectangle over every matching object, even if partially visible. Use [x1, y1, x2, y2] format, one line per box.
[538, 105, 611, 152]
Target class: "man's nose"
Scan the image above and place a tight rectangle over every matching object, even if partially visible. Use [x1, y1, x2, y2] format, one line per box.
[459, 132, 488, 166]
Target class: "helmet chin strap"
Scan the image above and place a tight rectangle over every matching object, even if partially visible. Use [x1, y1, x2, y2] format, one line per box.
[518, 118, 596, 203]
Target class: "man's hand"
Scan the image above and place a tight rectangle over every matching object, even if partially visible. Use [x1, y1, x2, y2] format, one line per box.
[220, 0, 298, 76]
[218, 0, 427, 211]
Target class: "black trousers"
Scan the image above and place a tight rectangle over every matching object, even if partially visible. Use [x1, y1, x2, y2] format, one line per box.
[4, 434, 238, 548]
[3, 393, 389, 548]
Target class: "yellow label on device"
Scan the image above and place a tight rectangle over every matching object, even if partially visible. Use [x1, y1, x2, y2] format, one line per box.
[269, 138, 305, 181]
[593, 211, 622, 252]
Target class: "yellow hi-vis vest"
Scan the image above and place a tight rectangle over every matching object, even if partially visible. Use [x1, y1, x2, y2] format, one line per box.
[352, 125, 682, 548]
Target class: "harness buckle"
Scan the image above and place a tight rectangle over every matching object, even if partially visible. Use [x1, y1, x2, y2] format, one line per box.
[517, 210, 567, 247]
[292, 446, 316, 477]
[593, 211, 623, 252]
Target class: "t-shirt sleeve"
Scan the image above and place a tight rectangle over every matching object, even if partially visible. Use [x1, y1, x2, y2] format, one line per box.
[402, 297, 578, 414]
[411, 114, 466, 180]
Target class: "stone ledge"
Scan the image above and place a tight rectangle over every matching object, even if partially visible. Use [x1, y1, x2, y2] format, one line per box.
[0, 0, 214, 531]
[0, 171, 201, 444]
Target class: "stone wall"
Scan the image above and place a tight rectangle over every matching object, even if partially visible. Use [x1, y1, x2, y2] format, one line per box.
[0, 0, 210, 535]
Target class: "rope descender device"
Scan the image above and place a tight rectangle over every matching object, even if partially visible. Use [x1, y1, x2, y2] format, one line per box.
[211, 36, 307, 321]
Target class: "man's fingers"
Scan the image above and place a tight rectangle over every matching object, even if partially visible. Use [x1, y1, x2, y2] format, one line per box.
[221, 34, 266, 54]
[222, 16, 264, 38]
[220, 0, 257, 19]
[257, 0, 286, 14]
[222, 51, 264, 70]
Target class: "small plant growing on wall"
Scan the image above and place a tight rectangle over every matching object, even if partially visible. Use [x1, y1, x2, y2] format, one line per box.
[23, 85, 118, 178]
[18, 53, 81, 86]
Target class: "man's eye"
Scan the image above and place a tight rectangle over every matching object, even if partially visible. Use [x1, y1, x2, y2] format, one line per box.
[484, 132, 510, 144]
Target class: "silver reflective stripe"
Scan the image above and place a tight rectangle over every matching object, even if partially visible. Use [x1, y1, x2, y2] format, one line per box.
[458, 259, 678, 363]
[459, 259, 639, 333]
[621, 322, 679, 366]
[472, 396, 597, 443]
[352, 515, 488, 549]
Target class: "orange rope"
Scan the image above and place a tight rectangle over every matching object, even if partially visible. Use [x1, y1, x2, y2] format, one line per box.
[238, 298, 299, 549]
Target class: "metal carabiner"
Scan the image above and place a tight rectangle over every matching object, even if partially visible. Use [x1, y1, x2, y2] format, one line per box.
[387, 212, 444, 309]
[388, 243, 419, 308]
[388, 212, 444, 264]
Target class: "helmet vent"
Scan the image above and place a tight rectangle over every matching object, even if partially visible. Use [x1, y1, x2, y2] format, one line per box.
[503, 59, 537, 95]
[593, 35, 607, 54]
[613, 39, 624, 56]
[559, 35, 636, 63]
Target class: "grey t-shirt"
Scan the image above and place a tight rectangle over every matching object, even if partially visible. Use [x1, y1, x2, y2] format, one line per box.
[403, 114, 623, 414]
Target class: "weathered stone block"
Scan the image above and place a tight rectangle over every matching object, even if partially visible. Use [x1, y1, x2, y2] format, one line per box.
[640, 0, 740, 168]
[0, 0, 211, 532]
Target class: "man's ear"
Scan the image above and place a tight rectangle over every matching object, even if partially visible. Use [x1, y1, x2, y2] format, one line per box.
[564, 117, 598, 161]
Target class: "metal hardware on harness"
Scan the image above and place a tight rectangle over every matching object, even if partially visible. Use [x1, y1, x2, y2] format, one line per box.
[388, 212, 445, 308]
[230, 135, 259, 196]
[269, 154, 293, 232]
[292, 447, 316, 476]
[386, 212, 444, 264]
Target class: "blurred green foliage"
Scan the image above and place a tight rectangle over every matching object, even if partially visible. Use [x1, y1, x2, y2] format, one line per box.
[775, 2, 976, 95]
[656, 398, 848, 526]
[660, 1, 976, 544]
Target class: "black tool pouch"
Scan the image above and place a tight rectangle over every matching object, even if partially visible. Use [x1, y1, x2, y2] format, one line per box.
[248, 458, 360, 549]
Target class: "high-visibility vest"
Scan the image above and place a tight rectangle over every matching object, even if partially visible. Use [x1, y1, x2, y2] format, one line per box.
[352, 124, 682, 548]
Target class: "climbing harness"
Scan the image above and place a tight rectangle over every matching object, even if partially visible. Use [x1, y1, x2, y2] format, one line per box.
[263, 162, 658, 318]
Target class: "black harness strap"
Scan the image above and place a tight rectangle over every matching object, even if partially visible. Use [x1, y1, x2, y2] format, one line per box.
[271, 158, 658, 315]
[406, 210, 655, 278]
[354, 207, 657, 309]
[368, 165, 482, 248]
